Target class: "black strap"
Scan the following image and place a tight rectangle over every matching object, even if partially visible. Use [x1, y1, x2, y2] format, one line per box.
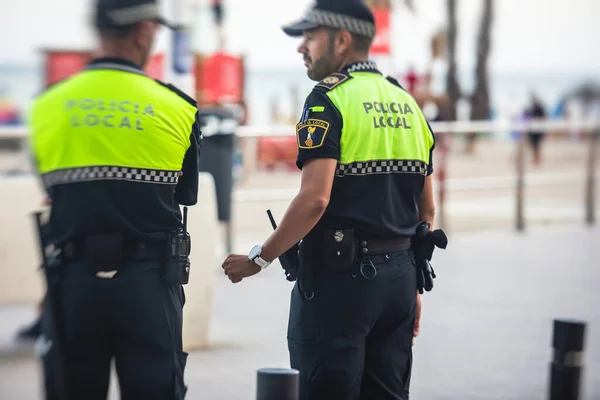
[62, 236, 165, 262]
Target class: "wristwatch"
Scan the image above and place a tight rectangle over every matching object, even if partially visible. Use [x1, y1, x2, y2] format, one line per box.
[248, 244, 271, 269]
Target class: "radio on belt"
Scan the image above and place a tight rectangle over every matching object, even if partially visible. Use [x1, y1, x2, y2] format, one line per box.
[164, 206, 192, 285]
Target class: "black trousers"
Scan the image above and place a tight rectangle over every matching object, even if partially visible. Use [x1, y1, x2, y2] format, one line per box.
[287, 249, 417, 400]
[41, 260, 188, 400]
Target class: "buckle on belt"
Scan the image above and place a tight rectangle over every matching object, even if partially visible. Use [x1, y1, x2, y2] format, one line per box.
[359, 260, 377, 280]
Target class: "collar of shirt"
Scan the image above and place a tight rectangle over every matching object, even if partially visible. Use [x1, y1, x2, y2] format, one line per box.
[341, 61, 381, 74]
[85, 57, 145, 75]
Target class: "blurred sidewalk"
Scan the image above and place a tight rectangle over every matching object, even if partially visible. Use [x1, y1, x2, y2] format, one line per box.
[0, 225, 599, 399]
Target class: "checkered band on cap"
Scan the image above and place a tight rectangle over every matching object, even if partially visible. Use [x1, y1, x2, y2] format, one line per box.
[42, 166, 179, 188]
[305, 9, 375, 38]
[336, 160, 428, 177]
[107, 3, 160, 25]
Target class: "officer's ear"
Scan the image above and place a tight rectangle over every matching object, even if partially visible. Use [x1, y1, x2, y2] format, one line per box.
[134, 20, 159, 50]
[334, 30, 353, 56]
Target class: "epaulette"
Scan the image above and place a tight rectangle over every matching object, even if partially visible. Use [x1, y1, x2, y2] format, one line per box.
[33, 77, 73, 99]
[314, 72, 352, 92]
[386, 76, 408, 92]
[155, 79, 197, 107]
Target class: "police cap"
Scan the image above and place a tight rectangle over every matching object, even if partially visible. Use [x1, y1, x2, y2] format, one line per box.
[94, 0, 178, 30]
[282, 0, 375, 39]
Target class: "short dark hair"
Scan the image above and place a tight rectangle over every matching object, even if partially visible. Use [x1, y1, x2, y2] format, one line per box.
[97, 24, 138, 40]
[350, 33, 373, 53]
[326, 28, 373, 54]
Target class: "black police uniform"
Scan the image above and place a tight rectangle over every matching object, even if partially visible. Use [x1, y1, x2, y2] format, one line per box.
[28, 1, 200, 399]
[282, 1, 436, 399]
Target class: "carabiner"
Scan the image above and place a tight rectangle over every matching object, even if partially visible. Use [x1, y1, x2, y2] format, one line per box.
[359, 260, 377, 280]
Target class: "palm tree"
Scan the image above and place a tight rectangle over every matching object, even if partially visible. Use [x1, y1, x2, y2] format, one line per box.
[471, 0, 493, 120]
[466, 0, 493, 152]
[446, 0, 461, 121]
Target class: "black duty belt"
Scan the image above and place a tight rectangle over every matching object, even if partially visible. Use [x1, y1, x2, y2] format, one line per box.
[61, 236, 165, 263]
[357, 236, 411, 257]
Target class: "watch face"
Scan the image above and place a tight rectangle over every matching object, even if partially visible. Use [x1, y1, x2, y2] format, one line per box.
[249, 245, 262, 260]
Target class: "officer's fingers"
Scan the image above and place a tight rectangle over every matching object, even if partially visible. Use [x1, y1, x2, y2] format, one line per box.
[225, 265, 238, 278]
[222, 255, 235, 270]
[179, 170, 183, 176]
[228, 271, 242, 283]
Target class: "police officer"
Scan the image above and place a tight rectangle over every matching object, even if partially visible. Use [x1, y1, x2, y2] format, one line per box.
[28, 0, 201, 398]
[197, 105, 238, 253]
[222, 0, 436, 399]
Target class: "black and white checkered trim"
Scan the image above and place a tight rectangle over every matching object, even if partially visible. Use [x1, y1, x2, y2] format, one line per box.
[306, 10, 375, 38]
[42, 166, 180, 188]
[345, 61, 379, 73]
[107, 4, 160, 26]
[336, 160, 428, 177]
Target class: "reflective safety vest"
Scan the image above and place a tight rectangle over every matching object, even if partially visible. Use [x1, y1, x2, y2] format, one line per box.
[324, 72, 434, 176]
[28, 59, 201, 243]
[296, 61, 435, 237]
[30, 66, 197, 184]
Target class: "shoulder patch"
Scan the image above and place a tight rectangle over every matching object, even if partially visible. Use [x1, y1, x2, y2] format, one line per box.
[315, 72, 351, 91]
[155, 79, 197, 107]
[296, 118, 330, 149]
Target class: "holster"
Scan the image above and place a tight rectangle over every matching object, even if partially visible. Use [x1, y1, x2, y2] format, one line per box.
[296, 242, 313, 300]
[411, 222, 448, 294]
[33, 211, 70, 400]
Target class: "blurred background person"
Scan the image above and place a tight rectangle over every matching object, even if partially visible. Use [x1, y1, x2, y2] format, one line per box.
[198, 102, 238, 254]
[524, 92, 547, 166]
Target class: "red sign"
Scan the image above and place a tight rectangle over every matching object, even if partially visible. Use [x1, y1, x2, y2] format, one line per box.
[371, 8, 391, 56]
[45, 51, 90, 86]
[45, 51, 166, 86]
[144, 53, 165, 80]
[195, 52, 244, 104]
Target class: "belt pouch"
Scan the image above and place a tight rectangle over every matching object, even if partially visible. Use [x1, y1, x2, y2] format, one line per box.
[82, 233, 124, 272]
[322, 229, 357, 272]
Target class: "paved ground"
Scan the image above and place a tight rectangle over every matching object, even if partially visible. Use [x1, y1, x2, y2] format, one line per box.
[1, 226, 599, 399]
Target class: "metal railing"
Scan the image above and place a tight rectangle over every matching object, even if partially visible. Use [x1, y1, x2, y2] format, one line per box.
[1, 118, 598, 231]
[234, 118, 599, 231]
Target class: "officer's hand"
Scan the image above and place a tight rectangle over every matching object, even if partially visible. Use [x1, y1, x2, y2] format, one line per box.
[413, 291, 422, 346]
[222, 254, 261, 283]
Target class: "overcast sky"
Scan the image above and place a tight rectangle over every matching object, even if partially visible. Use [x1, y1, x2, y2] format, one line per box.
[0, 0, 598, 73]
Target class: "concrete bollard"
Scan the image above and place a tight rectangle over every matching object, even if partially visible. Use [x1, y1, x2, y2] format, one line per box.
[182, 172, 219, 351]
[256, 368, 300, 400]
[0, 175, 47, 304]
[0, 173, 219, 351]
[548, 319, 586, 400]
